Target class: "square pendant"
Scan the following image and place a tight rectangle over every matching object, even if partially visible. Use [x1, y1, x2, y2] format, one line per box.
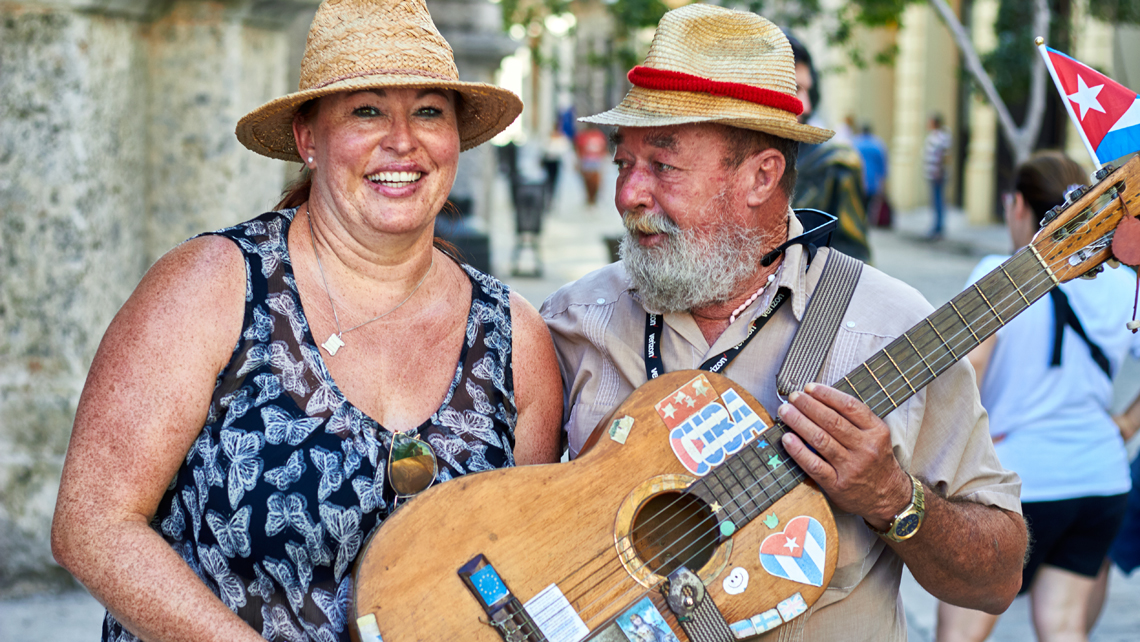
[322, 333, 345, 356]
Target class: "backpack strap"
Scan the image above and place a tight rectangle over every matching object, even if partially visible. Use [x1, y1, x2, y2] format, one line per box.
[1048, 288, 1113, 378]
[777, 249, 864, 396]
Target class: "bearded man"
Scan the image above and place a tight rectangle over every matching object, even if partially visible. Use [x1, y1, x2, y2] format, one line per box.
[540, 5, 1026, 640]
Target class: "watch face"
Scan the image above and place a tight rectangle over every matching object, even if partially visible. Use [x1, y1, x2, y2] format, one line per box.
[894, 514, 921, 538]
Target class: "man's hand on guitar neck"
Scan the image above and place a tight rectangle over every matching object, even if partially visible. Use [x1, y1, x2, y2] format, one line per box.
[777, 383, 1028, 614]
[775, 383, 912, 527]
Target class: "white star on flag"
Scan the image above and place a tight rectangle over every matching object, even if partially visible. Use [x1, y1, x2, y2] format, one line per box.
[783, 536, 799, 553]
[1068, 74, 1106, 121]
[662, 404, 676, 419]
[692, 379, 711, 396]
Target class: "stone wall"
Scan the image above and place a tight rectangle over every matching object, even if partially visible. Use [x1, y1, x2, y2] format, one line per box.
[0, 0, 316, 595]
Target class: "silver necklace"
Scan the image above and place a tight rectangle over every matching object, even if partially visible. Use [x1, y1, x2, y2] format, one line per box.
[307, 212, 434, 356]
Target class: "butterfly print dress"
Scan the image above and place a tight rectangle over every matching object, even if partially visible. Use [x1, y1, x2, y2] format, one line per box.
[102, 209, 519, 642]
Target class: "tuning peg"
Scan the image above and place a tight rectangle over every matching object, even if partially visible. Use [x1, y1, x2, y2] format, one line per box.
[1065, 185, 1088, 204]
[1041, 205, 1065, 227]
[1094, 164, 1115, 182]
[1080, 265, 1105, 279]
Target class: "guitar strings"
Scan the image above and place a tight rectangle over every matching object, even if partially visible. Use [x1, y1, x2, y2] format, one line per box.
[520, 199, 1128, 633]
[524, 212, 1120, 632]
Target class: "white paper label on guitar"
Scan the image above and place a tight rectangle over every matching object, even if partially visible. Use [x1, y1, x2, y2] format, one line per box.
[524, 584, 589, 642]
[657, 376, 767, 476]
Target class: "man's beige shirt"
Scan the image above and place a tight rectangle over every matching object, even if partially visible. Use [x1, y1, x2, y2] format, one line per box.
[540, 212, 1021, 641]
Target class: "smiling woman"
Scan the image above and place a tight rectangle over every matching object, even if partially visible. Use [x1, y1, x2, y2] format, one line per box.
[49, 1, 563, 642]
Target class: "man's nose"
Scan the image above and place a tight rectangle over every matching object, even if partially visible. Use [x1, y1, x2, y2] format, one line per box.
[616, 165, 655, 213]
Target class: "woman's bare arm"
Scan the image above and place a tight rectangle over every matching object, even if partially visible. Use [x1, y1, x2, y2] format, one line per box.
[508, 292, 564, 465]
[51, 235, 263, 642]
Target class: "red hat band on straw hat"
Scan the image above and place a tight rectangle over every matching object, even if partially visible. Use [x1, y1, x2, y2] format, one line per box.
[627, 66, 804, 117]
[580, 4, 833, 144]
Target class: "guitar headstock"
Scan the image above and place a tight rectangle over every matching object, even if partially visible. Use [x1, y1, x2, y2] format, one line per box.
[1031, 155, 1140, 283]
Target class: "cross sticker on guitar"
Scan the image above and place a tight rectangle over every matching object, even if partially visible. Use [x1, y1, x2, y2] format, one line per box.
[656, 374, 769, 476]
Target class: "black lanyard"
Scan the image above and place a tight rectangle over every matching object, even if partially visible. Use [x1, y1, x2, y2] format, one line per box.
[644, 288, 788, 381]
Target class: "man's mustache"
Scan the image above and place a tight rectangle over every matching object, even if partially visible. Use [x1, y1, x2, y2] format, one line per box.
[623, 211, 680, 237]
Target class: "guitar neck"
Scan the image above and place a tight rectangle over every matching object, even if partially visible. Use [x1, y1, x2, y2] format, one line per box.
[834, 247, 1057, 417]
[691, 246, 1059, 527]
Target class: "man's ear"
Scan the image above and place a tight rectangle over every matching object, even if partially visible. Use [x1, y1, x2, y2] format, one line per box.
[743, 148, 787, 208]
[1010, 192, 1031, 224]
[293, 112, 316, 165]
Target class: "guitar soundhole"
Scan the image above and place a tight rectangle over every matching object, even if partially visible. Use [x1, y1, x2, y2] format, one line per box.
[630, 492, 717, 577]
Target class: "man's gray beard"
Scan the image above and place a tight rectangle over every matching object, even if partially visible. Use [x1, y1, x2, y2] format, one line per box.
[619, 212, 771, 314]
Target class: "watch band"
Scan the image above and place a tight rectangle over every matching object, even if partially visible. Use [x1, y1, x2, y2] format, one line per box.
[869, 473, 926, 543]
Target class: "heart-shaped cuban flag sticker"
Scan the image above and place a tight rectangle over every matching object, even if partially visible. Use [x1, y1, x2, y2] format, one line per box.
[758, 515, 827, 587]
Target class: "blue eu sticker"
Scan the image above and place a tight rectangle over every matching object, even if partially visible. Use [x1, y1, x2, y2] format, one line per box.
[471, 565, 509, 606]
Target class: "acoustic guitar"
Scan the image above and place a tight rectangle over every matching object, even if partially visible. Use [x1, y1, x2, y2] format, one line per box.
[351, 156, 1140, 642]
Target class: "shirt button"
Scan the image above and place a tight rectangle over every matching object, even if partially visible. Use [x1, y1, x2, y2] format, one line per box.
[846, 321, 856, 328]
[597, 298, 606, 304]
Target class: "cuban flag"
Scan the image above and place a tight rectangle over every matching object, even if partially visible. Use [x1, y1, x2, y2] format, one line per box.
[1040, 45, 1140, 166]
[758, 516, 827, 587]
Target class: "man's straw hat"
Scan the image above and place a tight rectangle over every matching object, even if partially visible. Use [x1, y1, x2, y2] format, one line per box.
[582, 4, 833, 144]
[236, 0, 522, 161]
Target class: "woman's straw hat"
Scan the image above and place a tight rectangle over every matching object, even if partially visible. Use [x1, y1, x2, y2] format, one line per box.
[236, 0, 522, 161]
[582, 4, 833, 144]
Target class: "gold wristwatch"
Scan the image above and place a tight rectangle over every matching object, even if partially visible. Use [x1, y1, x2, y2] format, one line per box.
[870, 473, 926, 542]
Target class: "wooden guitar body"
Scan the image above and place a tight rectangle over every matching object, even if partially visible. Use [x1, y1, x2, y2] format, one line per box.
[353, 371, 837, 641]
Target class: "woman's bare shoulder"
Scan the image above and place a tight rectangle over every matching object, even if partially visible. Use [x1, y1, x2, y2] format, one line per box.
[97, 234, 248, 388]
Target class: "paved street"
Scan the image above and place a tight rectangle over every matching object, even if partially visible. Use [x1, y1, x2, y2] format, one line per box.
[4, 159, 1140, 641]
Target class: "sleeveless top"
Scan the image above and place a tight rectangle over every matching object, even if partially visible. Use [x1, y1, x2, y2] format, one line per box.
[102, 208, 519, 642]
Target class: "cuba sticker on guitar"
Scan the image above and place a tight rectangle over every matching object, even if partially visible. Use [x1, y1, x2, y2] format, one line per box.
[351, 156, 1140, 642]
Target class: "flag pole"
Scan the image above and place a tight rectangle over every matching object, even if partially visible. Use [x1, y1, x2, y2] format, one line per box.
[1036, 36, 1103, 170]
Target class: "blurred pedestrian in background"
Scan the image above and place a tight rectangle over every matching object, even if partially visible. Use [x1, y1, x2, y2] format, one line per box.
[575, 124, 608, 208]
[785, 32, 872, 263]
[924, 113, 951, 239]
[936, 151, 1137, 642]
[542, 122, 572, 204]
[853, 123, 891, 227]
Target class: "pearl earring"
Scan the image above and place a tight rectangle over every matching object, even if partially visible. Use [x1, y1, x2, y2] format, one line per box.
[307, 157, 314, 164]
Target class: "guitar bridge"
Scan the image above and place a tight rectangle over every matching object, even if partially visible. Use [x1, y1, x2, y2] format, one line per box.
[458, 554, 548, 642]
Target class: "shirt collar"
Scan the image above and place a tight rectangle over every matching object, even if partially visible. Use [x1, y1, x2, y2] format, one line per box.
[776, 207, 811, 322]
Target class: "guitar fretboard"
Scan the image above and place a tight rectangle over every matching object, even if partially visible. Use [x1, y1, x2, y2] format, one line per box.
[690, 248, 1059, 527]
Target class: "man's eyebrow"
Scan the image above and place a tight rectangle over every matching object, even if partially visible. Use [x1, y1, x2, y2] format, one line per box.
[609, 130, 677, 152]
[644, 132, 678, 152]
